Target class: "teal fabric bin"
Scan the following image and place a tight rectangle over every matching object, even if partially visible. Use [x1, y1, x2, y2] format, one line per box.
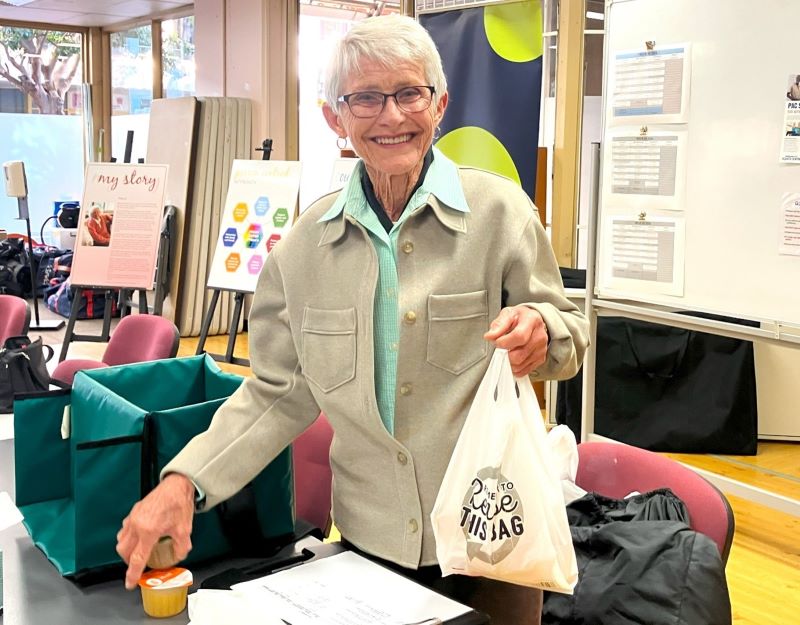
[14, 354, 294, 581]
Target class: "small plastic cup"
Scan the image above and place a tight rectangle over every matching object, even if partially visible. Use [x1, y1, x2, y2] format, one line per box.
[138, 567, 193, 618]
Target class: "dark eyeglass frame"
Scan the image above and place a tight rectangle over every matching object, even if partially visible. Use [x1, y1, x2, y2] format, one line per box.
[337, 85, 436, 118]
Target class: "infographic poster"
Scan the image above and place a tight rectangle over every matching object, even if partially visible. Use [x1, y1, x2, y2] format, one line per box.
[71, 163, 168, 289]
[207, 160, 302, 292]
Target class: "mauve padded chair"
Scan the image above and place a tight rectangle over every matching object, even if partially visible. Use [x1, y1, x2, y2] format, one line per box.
[576, 441, 735, 564]
[0, 294, 30, 343]
[51, 314, 180, 386]
[292, 413, 334, 536]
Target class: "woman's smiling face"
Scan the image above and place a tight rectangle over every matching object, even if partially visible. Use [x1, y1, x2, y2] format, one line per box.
[324, 58, 447, 177]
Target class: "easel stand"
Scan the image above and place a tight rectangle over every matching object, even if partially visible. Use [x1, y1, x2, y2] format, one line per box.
[57, 286, 116, 362]
[195, 288, 250, 367]
[194, 139, 275, 366]
[17, 197, 63, 330]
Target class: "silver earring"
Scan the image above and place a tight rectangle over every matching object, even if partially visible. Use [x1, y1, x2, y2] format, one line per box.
[434, 126, 442, 141]
[337, 136, 348, 150]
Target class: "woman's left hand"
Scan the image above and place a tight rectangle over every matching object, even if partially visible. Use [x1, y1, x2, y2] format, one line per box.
[484, 305, 548, 376]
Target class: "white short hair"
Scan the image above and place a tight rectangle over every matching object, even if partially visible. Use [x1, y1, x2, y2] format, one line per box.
[324, 14, 448, 113]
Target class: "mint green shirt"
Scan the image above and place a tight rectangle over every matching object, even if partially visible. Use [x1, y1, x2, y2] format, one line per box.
[318, 148, 469, 434]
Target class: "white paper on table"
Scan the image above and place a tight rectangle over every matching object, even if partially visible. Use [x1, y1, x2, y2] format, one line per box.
[233, 551, 471, 625]
[0, 491, 23, 532]
[188, 589, 286, 625]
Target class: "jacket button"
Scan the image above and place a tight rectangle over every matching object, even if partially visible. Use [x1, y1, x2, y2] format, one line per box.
[399, 383, 412, 396]
[408, 518, 419, 533]
[402, 241, 414, 254]
[397, 452, 408, 465]
[404, 311, 417, 324]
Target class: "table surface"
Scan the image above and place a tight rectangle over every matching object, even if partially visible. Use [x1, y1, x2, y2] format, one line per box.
[0, 438, 319, 625]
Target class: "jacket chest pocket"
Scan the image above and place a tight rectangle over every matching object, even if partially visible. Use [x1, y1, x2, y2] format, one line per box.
[302, 307, 357, 392]
[427, 290, 489, 375]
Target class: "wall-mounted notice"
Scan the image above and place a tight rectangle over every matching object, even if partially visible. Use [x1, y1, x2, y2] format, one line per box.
[207, 160, 302, 293]
[71, 163, 168, 289]
[329, 158, 359, 193]
[780, 99, 800, 163]
[610, 44, 691, 125]
[780, 192, 800, 256]
[604, 130, 687, 210]
[600, 215, 685, 297]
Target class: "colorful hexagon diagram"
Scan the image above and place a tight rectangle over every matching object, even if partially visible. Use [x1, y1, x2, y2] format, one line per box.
[247, 255, 264, 275]
[244, 223, 263, 249]
[232, 202, 249, 222]
[266, 233, 282, 252]
[225, 253, 241, 272]
[222, 227, 238, 247]
[254, 196, 270, 217]
[272, 208, 290, 228]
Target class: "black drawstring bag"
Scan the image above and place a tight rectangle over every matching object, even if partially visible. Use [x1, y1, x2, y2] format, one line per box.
[0, 335, 54, 413]
[557, 316, 758, 455]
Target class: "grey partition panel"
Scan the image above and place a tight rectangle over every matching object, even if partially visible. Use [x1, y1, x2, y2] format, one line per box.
[171, 97, 252, 337]
[145, 97, 198, 323]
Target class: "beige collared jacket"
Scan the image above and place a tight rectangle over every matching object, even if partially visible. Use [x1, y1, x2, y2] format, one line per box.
[165, 167, 589, 568]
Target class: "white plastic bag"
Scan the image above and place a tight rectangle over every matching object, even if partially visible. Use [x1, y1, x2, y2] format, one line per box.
[430, 349, 578, 593]
[547, 424, 588, 505]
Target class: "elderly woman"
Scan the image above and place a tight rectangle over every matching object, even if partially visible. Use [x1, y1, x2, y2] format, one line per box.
[117, 14, 588, 624]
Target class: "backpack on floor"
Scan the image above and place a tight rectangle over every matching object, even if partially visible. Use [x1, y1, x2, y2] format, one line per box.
[45, 278, 119, 320]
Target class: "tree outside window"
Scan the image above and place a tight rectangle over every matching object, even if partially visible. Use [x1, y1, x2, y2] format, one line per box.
[0, 27, 82, 115]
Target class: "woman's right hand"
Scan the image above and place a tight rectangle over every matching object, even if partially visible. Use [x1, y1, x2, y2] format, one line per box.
[115, 472, 196, 590]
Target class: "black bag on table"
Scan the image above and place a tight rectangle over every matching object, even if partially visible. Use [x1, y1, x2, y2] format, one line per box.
[557, 316, 758, 455]
[0, 335, 54, 413]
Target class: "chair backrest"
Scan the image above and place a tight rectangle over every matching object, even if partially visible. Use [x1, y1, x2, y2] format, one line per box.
[0, 294, 30, 344]
[575, 441, 735, 564]
[102, 314, 180, 367]
[292, 413, 334, 535]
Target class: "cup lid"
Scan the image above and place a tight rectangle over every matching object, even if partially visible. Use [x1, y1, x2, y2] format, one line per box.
[138, 567, 193, 590]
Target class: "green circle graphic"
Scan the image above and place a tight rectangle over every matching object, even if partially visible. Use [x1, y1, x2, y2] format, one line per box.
[437, 127, 520, 186]
[484, 0, 543, 63]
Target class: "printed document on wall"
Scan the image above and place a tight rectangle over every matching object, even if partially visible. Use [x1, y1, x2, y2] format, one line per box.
[603, 130, 687, 211]
[609, 44, 691, 125]
[780, 193, 800, 255]
[207, 160, 302, 293]
[599, 215, 685, 297]
[780, 100, 800, 163]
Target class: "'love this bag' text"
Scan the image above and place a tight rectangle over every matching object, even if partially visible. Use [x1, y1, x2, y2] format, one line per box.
[460, 467, 525, 564]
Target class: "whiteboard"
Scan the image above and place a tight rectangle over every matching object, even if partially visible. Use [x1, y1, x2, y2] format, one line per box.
[597, 0, 800, 328]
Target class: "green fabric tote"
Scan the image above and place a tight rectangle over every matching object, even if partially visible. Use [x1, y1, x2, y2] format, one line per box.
[14, 354, 294, 582]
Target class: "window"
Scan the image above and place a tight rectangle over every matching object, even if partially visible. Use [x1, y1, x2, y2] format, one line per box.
[0, 26, 85, 236]
[110, 25, 152, 163]
[0, 27, 83, 115]
[162, 15, 195, 98]
[297, 2, 399, 211]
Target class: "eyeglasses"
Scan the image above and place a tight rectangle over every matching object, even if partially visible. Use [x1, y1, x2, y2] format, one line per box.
[337, 85, 436, 118]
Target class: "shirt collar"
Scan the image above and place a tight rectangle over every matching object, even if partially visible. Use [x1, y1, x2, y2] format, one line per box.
[317, 146, 469, 233]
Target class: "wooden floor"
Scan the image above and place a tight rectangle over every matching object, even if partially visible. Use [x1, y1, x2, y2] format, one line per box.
[75, 331, 799, 624]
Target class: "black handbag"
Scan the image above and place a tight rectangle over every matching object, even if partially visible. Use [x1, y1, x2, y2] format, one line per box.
[0, 335, 54, 412]
[557, 316, 758, 455]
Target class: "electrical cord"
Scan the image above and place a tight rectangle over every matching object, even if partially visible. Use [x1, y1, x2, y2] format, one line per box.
[39, 215, 58, 246]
